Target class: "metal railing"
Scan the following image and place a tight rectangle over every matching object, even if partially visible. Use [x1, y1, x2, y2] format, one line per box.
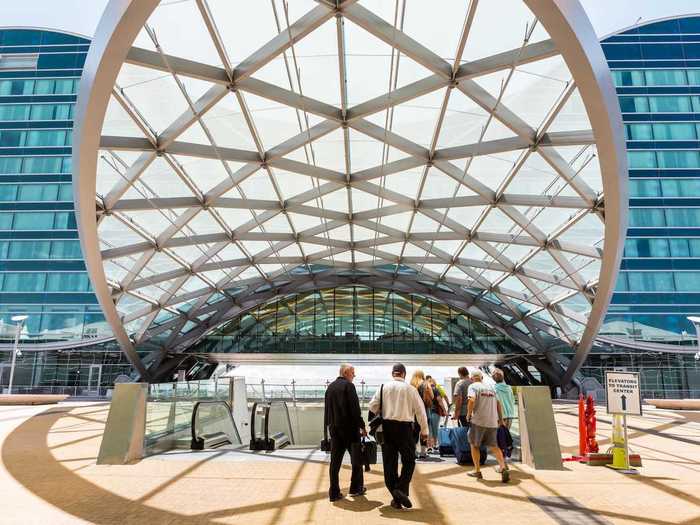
[585, 388, 700, 402]
[245, 380, 382, 408]
[0, 384, 111, 397]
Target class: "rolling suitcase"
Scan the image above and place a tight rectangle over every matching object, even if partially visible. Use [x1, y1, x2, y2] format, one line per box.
[450, 425, 487, 465]
[438, 427, 454, 456]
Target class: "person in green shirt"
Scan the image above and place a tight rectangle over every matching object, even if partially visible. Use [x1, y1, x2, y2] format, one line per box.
[492, 368, 515, 429]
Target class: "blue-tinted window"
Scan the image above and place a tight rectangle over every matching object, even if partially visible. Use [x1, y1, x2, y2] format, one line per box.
[624, 238, 670, 257]
[0, 156, 69, 174]
[629, 179, 660, 197]
[21, 156, 66, 173]
[45, 272, 90, 292]
[645, 69, 687, 85]
[615, 273, 628, 291]
[57, 183, 72, 201]
[649, 96, 693, 113]
[0, 212, 76, 230]
[0, 103, 73, 121]
[18, 184, 59, 201]
[0, 78, 77, 96]
[660, 179, 700, 197]
[651, 123, 698, 140]
[669, 238, 690, 257]
[0, 79, 34, 95]
[50, 240, 82, 259]
[626, 124, 653, 140]
[665, 208, 700, 227]
[0, 184, 17, 200]
[674, 272, 700, 291]
[629, 208, 665, 227]
[619, 95, 700, 113]
[612, 70, 646, 86]
[627, 272, 675, 291]
[628, 151, 657, 168]
[0, 272, 46, 292]
[8, 241, 50, 259]
[13, 212, 54, 230]
[0, 214, 12, 229]
[0, 240, 81, 259]
[657, 151, 700, 169]
[619, 96, 649, 112]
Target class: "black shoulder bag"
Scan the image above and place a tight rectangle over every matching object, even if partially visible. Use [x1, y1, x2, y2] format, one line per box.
[367, 384, 384, 445]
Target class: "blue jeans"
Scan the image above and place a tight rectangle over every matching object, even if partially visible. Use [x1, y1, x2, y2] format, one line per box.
[428, 409, 441, 439]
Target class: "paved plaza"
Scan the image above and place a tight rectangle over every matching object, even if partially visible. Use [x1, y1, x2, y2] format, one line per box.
[0, 402, 698, 524]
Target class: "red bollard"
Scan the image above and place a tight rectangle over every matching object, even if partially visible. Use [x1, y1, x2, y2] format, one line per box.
[585, 395, 599, 454]
[578, 394, 587, 456]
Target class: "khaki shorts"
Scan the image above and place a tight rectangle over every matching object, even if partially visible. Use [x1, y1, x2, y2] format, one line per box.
[468, 424, 497, 448]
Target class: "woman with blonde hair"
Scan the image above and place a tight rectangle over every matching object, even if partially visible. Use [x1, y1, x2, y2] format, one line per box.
[425, 375, 447, 453]
[410, 369, 432, 458]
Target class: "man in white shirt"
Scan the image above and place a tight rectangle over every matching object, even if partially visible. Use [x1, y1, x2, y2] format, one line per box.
[368, 363, 428, 510]
[466, 370, 509, 483]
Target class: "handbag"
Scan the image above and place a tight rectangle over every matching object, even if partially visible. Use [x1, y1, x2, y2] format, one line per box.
[367, 384, 384, 444]
[351, 437, 378, 472]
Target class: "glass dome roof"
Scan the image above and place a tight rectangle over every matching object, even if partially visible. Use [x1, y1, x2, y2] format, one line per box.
[73, 0, 627, 380]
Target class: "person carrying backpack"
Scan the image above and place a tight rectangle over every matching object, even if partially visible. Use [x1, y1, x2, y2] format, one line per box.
[425, 375, 447, 454]
[410, 370, 433, 459]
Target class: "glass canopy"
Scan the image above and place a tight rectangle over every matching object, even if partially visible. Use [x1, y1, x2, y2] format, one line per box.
[191, 285, 527, 355]
[74, 0, 627, 379]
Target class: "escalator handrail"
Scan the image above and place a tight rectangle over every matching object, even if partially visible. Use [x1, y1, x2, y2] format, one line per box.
[190, 400, 241, 450]
[263, 400, 295, 446]
[250, 401, 260, 443]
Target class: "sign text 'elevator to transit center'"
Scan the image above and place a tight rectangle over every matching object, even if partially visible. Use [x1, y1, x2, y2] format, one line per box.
[605, 371, 642, 416]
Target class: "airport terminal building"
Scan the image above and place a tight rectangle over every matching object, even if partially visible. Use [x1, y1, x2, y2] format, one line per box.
[0, 6, 699, 398]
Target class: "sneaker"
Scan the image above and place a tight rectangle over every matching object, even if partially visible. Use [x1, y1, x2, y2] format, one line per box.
[390, 499, 402, 510]
[392, 489, 413, 509]
[329, 493, 344, 502]
[499, 467, 510, 483]
[467, 471, 483, 479]
[349, 487, 367, 497]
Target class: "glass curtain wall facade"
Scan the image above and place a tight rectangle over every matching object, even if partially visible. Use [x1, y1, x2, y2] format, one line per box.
[0, 29, 110, 343]
[0, 29, 130, 392]
[193, 286, 525, 356]
[601, 17, 700, 342]
[580, 17, 700, 399]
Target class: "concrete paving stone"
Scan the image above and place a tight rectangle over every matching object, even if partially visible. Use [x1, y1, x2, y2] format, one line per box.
[0, 402, 698, 524]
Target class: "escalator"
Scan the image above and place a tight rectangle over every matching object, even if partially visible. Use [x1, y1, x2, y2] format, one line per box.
[249, 401, 295, 451]
[190, 400, 242, 450]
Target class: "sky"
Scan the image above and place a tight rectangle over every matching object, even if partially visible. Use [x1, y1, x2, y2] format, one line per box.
[1, 0, 698, 40]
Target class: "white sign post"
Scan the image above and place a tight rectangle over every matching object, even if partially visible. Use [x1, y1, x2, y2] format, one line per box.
[605, 371, 642, 474]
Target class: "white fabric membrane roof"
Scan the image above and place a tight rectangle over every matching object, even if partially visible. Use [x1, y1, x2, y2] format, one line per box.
[75, 0, 626, 379]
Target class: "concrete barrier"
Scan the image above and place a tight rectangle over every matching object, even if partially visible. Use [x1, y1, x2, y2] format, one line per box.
[645, 398, 700, 410]
[97, 383, 148, 465]
[518, 386, 564, 470]
[0, 394, 68, 405]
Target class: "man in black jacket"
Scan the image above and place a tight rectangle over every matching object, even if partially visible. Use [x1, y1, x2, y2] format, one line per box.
[324, 363, 366, 501]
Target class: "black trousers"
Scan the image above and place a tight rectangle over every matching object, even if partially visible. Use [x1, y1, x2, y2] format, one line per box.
[381, 420, 416, 498]
[329, 429, 363, 498]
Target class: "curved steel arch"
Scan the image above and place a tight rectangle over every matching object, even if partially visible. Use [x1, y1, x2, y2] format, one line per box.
[74, 0, 626, 384]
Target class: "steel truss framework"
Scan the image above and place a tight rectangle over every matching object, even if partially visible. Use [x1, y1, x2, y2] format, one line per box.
[74, 0, 626, 383]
